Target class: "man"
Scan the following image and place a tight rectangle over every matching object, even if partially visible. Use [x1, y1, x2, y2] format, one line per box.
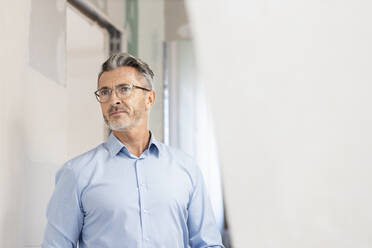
[42, 53, 224, 248]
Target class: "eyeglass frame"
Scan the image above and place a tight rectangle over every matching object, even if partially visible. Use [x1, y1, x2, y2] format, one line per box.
[94, 83, 152, 103]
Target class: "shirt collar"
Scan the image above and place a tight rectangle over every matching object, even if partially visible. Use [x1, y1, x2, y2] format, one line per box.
[104, 131, 160, 158]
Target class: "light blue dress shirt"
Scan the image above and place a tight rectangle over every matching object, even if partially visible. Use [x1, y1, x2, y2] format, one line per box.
[42, 133, 224, 248]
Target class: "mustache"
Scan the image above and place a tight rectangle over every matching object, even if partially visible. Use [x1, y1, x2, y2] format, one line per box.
[109, 106, 129, 114]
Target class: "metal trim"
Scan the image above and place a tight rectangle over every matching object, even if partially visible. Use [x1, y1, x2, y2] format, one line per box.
[67, 0, 123, 55]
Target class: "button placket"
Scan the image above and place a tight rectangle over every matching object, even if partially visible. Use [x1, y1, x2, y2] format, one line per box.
[136, 157, 150, 246]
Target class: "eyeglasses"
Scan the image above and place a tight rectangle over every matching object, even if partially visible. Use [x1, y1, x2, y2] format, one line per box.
[94, 83, 151, 103]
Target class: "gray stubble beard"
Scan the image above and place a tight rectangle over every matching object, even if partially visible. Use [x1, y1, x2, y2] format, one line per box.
[103, 112, 143, 132]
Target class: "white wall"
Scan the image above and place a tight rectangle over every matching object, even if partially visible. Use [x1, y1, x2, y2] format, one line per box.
[186, 0, 372, 247]
[0, 1, 106, 246]
[0, 1, 166, 246]
[0, 1, 29, 247]
[65, 7, 106, 160]
[24, 6, 106, 247]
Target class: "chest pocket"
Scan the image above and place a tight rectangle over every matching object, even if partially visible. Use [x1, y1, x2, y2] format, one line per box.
[146, 166, 193, 217]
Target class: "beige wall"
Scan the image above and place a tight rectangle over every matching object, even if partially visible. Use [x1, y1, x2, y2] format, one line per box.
[187, 0, 372, 247]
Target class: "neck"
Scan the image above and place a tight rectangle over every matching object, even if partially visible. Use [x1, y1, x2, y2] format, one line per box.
[112, 126, 151, 157]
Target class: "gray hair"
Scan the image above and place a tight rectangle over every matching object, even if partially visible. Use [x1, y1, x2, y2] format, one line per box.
[98, 53, 154, 89]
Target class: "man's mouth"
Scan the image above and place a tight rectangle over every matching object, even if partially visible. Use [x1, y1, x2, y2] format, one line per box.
[110, 110, 127, 116]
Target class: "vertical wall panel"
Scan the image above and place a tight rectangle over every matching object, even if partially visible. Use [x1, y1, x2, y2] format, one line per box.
[187, 0, 372, 247]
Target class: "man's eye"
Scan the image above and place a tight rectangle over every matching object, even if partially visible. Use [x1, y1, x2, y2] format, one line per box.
[118, 86, 131, 93]
[100, 89, 110, 96]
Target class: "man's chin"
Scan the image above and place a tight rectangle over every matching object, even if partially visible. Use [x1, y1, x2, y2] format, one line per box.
[108, 122, 131, 132]
[104, 115, 143, 132]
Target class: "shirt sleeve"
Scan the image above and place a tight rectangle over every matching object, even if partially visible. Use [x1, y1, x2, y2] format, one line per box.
[187, 163, 225, 248]
[42, 164, 84, 248]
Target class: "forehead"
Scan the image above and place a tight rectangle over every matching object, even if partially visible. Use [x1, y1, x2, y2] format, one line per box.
[98, 66, 142, 88]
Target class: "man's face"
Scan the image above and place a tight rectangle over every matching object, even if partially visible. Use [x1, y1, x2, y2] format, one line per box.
[98, 66, 155, 132]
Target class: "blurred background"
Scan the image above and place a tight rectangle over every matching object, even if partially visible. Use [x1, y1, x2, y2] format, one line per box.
[1, 0, 372, 247]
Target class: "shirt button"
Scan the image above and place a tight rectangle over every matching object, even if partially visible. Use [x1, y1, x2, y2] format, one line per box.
[144, 237, 149, 241]
[143, 209, 149, 214]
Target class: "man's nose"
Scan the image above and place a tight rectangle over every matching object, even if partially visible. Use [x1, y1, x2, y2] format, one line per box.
[108, 90, 122, 105]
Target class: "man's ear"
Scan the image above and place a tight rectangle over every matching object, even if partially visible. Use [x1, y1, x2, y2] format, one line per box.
[145, 90, 156, 110]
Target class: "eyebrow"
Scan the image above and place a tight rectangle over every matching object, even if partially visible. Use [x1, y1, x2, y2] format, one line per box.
[98, 83, 130, 90]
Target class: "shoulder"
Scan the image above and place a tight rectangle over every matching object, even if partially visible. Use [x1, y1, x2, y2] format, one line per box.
[158, 142, 194, 165]
[157, 142, 200, 181]
[55, 143, 108, 184]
